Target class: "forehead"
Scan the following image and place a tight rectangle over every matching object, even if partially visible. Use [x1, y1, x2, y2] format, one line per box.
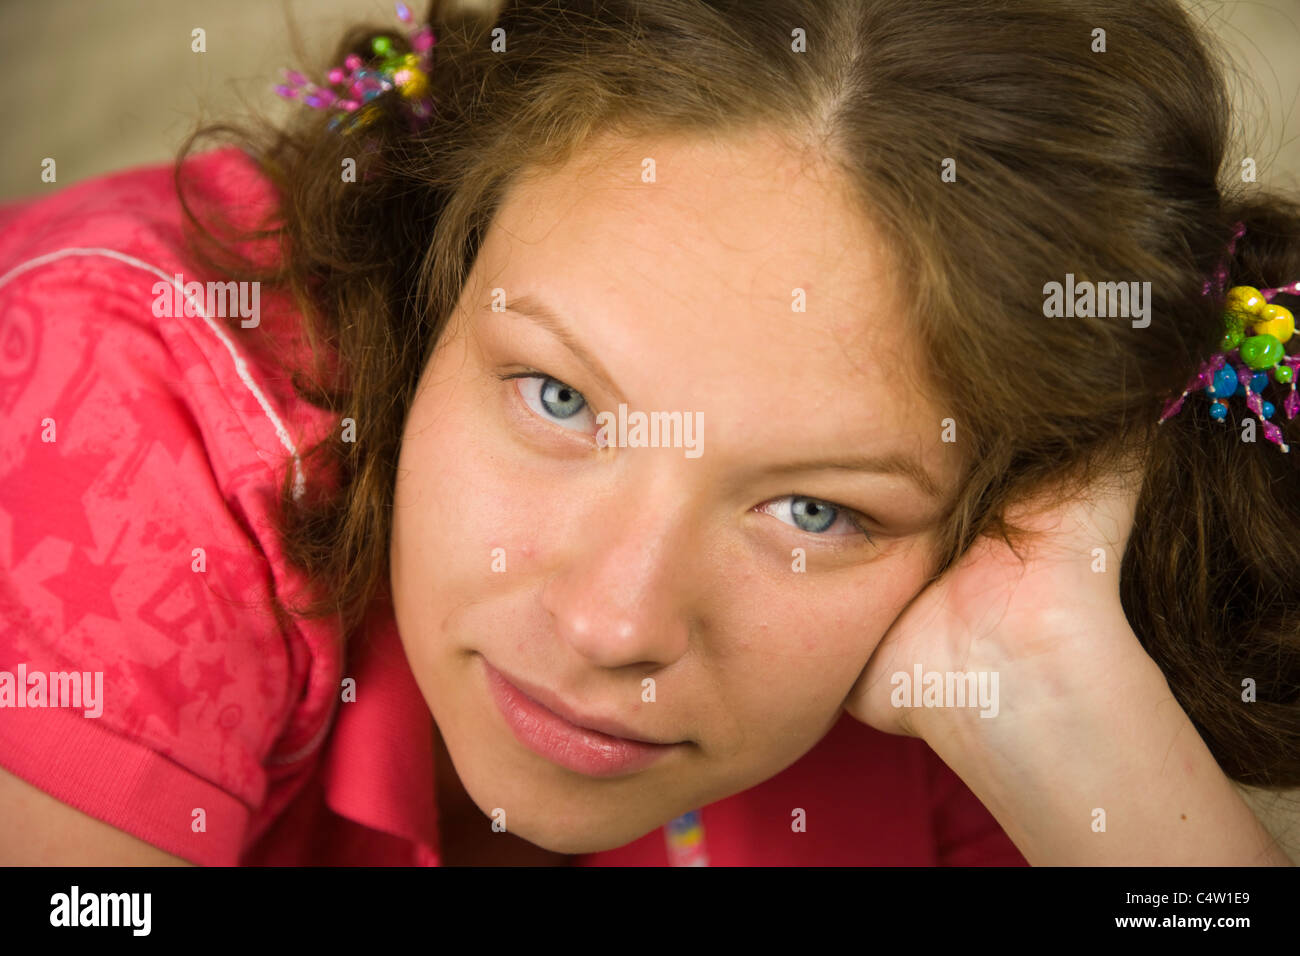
[473, 128, 955, 486]
[495, 129, 890, 337]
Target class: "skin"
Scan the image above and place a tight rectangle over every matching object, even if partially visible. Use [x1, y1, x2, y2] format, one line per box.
[849, 472, 1294, 865]
[389, 127, 965, 854]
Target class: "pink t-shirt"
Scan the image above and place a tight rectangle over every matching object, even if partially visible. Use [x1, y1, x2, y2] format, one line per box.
[0, 147, 1026, 866]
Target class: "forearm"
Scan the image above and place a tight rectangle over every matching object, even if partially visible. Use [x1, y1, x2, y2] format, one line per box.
[919, 623, 1291, 866]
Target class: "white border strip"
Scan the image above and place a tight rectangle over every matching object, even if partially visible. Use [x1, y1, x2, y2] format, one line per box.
[0, 247, 305, 500]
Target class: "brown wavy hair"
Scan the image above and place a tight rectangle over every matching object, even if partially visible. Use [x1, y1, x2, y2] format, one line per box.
[176, 0, 1300, 789]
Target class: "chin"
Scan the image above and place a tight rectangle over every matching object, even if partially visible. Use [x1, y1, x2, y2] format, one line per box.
[504, 808, 668, 855]
[457, 763, 695, 855]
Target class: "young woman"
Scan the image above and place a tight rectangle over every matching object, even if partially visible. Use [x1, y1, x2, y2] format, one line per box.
[0, 0, 1296, 865]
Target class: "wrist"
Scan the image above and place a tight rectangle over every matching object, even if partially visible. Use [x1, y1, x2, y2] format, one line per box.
[916, 624, 1288, 865]
[906, 606, 1153, 745]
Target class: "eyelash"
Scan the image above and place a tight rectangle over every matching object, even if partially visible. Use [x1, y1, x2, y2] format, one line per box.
[765, 497, 878, 545]
[497, 369, 596, 430]
[495, 368, 878, 546]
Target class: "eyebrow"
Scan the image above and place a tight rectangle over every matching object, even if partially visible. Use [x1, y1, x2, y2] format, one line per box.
[491, 293, 623, 399]
[492, 293, 945, 499]
[761, 453, 944, 499]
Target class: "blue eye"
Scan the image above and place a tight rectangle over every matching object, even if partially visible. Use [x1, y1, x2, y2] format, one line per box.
[513, 375, 596, 431]
[539, 377, 586, 418]
[758, 495, 874, 541]
[790, 497, 836, 533]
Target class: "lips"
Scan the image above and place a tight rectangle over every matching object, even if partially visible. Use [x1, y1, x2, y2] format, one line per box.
[480, 656, 685, 777]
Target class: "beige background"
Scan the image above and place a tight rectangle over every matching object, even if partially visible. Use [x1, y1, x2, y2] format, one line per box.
[0, 0, 1296, 201]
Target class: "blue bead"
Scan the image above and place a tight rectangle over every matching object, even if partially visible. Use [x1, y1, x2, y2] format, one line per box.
[1251, 372, 1269, 393]
[363, 89, 381, 102]
[1209, 401, 1228, 420]
[1262, 401, 1275, 419]
[1212, 367, 1238, 397]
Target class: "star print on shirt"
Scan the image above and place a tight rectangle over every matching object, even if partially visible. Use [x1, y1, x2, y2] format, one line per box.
[38, 544, 129, 633]
[123, 651, 188, 740]
[0, 444, 114, 568]
[194, 655, 237, 705]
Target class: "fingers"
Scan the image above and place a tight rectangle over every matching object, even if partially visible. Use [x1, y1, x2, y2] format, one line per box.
[1002, 455, 1143, 559]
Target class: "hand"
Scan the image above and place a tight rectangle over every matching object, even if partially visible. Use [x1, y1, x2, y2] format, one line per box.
[844, 458, 1145, 739]
[843, 458, 1291, 863]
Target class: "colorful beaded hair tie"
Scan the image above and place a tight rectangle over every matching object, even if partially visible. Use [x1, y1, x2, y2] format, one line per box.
[663, 810, 709, 866]
[274, 2, 436, 134]
[1158, 224, 1300, 452]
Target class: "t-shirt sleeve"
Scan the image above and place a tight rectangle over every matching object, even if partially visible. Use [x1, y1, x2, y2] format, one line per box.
[926, 743, 1028, 866]
[0, 255, 296, 865]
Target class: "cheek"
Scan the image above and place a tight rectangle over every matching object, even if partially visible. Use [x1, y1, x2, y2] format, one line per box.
[390, 350, 557, 652]
[702, 542, 933, 750]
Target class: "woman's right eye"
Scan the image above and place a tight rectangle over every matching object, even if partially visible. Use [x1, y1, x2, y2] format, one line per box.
[513, 374, 597, 432]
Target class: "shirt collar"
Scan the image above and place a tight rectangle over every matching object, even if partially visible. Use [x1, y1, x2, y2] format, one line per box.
[318, 600, 441, 857]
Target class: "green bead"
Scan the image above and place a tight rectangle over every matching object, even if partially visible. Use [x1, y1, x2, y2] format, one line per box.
[1220, 312, 1246, 350]
[1239, 333, 1284, 370]
[1276, 364, 1294, 384]
[372, 35, 393, 55]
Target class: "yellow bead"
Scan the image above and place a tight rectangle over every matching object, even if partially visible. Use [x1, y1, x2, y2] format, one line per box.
[1225, 285, 1266, 316]
[346, 106, 380, 134]
[1253, 303, 1295, 344]
[672, 827, 703, 847]
[398, 68, 429, 99]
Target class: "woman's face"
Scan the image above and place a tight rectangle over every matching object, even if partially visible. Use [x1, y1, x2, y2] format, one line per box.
[390, 128, 963, 853]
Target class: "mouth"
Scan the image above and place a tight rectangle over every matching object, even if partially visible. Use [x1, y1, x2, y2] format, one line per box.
[479, 655, 687, 777]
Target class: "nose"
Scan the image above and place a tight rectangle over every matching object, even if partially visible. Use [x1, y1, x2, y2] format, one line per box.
[540, 477, 695, 669]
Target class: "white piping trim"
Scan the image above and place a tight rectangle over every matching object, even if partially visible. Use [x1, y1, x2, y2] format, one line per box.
[0, 246, 305, 500]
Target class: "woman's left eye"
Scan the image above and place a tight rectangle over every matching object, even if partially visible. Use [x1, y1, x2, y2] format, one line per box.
[511, 374, 597, 432]
[757, 495, 874, 541]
